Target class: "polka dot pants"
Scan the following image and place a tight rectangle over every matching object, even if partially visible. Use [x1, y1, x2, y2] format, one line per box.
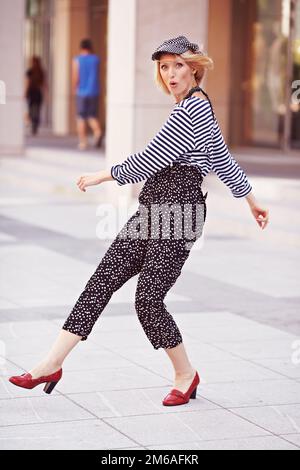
[62, 162, 207, 350]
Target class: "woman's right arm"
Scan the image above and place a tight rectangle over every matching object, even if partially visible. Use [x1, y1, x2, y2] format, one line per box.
[110, 105, 195, 185]
[76, 106, 195, 191]
[245, 191, 269, 229]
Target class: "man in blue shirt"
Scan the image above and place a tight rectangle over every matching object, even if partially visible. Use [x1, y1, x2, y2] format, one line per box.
[72, 39, 103, 150]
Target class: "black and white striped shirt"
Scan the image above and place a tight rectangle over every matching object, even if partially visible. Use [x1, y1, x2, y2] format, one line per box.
[110, 96, 252, 198]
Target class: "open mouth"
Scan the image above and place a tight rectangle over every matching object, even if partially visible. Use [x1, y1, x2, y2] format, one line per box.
[170, 82, 177, 87]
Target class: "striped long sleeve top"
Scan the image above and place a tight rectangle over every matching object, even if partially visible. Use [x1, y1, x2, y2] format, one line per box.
[110, 96, 252, 198]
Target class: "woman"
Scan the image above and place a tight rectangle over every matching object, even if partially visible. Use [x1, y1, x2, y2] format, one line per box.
[25, 56, 46, 135]
[9, 36, 269, 406]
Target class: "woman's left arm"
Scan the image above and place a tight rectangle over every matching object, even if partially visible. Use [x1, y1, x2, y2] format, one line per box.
[211, 118, 269, 230]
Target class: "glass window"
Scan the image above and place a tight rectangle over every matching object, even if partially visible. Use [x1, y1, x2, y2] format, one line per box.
[26, 0, 43, 18]
[291, 0, 300, 148]
[230, 0, 295, 150]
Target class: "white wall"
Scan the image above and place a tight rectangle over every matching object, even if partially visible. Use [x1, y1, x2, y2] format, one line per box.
[134, 0, 209, 156]
[52, 0, 70, 135]
[105, 0, 137, 205]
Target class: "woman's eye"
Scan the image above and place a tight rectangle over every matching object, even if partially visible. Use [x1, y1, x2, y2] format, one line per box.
[161, 63, 182, 70]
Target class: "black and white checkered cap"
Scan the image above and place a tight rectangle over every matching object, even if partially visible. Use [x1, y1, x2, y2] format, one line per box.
[151, 35, 202, 61]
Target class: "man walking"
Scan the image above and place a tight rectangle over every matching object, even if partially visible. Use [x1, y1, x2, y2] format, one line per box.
[72, 39, 103, 150]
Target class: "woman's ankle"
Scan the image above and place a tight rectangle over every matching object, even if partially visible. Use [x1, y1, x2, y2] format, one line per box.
[31, 358, 62, 373]
[175, 366, 196, 379]
[44, 358, 63, 370]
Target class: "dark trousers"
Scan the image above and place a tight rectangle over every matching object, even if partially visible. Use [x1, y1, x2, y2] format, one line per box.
[62, 163, 207, 350]
[26, 88, 43, 135]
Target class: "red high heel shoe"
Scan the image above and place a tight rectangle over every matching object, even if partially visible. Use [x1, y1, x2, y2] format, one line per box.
[9, 368, 63, 394]
[162, 371, 200, 406]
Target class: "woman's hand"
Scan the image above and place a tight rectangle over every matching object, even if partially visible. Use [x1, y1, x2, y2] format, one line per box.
[245, 192, 269, 230]
[77, 169, 114, 192]
[250, 204, 269, 229]
[77, 172, 102, 192]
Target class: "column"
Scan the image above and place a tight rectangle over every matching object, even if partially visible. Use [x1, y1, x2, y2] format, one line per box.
[0, 0, 25, 155]
[105, 0, 209, 204]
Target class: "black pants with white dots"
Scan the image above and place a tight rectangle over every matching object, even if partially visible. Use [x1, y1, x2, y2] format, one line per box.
[62, 163, 207, 350]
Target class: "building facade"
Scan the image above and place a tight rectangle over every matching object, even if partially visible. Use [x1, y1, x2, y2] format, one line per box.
[0, 0, 299, 160]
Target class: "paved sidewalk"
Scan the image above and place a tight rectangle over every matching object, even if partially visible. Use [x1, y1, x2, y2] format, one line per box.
[0, 144, 300, 450]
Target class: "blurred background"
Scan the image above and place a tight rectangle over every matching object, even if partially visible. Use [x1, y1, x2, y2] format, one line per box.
[0, 0, 300, 317]
[1, 1, 300, 450]
[0, 0, 299, 298]
[0, 1, 299, 174]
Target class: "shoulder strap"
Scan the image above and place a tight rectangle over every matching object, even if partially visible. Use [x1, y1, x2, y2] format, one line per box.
[198, 87, 216, 122]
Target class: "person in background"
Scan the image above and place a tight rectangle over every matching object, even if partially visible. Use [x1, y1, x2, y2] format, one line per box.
[72, 38, 103, 150]
[25, 56, 47, 136]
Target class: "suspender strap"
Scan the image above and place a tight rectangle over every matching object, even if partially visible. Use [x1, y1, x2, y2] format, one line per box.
[197, 87, 216, 122]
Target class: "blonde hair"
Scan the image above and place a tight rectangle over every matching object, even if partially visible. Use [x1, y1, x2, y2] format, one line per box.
[154, 50, 214, 95]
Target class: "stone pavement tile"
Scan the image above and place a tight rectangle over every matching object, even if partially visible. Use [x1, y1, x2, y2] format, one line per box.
[185, 239, 300, 298]
[184, 323, 296, 343]
[103, 409, 270, 447]
[0, 306, 72, 323]
[194, 359, 284, 383]
[1, 375, 60, 400]
[0, 320, 59, 341]
[8, 347, 134, 373]
[147, 435, 299, 450]
[25, 145, 105, 168]
[84, 345, 174, 375]
[0, 203, 103, 240]
[85, 312, 268, 334]
[0, 419, 135, 450]
[2, 327, 105, 362]
[139, 357, 280, 386]
[0, 299, 20, 309]
[0, 232, 16, 242]
[0, 358, 26, 378]
[280, 434, 300, 447]
[67, 387, 220, 419]
[55, 366, 169, 394]
[228, 404, 300, 435]
[164, 311, 258, 329]
[209, 338, 296, 360]
[52, 311, 242, 335]
[0, 395, 93, 426]
[0, 245, 95, 305]
[112, 446, 146, 450]
[135, 361, 188, 380]
[4, 331, 64, 356]
[198, 379, 300, 407]
[252, 357, 300, 380]
[109, 341, 238, 364]
[0, 196, 49, 206]
[1, 319, 106, 357]
[89, 329, 155, 349]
